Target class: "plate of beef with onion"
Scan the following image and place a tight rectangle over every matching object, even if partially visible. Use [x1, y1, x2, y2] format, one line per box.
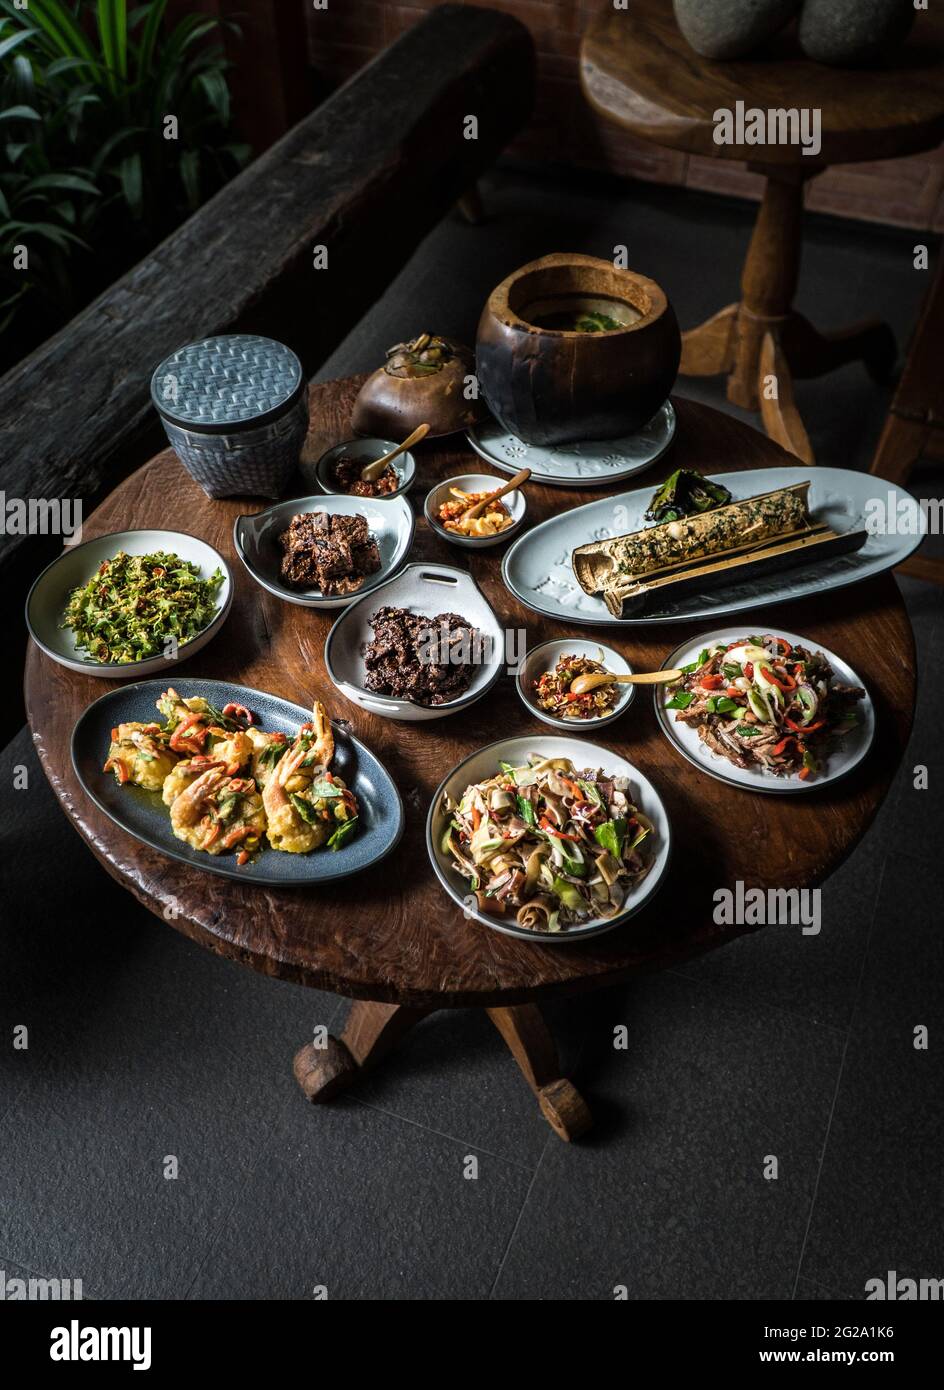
[655, 627, 875, 794]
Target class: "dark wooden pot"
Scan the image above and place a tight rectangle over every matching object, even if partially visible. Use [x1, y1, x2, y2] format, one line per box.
[476, 253, 681, 446]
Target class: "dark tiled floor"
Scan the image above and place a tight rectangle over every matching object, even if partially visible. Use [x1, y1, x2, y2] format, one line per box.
[2, 166, 941, 1299]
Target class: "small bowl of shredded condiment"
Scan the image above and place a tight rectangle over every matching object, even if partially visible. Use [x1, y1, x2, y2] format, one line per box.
[313, 437, 416, 499]
[517, 638, 635, 731]
[424, 473, 527, 549]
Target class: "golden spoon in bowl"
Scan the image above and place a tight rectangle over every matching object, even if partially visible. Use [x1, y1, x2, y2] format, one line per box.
[570, 668, 684, 695]
[360, 422, 430, 483]
[460, 467, 531, 522]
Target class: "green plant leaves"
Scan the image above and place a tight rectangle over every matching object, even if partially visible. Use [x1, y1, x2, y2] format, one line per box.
[96, 0, 128, 94]
[1, 0, 243, 361]
[135, 0, 166, 81]
[0, 29, 36, 63]
[0, 105, 41, 123]
[23, 171, 101, 195]
[178, 148, 200, 209]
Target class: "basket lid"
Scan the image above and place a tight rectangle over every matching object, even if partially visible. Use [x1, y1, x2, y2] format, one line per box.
[150, 334, 305, 433]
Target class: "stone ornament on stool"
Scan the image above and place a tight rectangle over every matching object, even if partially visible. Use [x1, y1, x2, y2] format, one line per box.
[674, 0, 916, 66]
[673, 0, 801, 60]
[799, 0, 916, 67]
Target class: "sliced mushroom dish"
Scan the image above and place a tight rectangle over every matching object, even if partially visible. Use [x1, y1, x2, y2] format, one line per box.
[440, 754, 655, 932]
[664, 634, 864, 781]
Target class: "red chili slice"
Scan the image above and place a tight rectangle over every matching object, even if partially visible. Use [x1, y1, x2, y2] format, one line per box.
[223, 702, 254, 725]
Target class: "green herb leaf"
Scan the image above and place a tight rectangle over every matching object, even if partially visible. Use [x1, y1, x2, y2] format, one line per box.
[290, 794, 319, 825]
[665, 691, 695, 710]
[328, 816, 358, 851]
[594, 818, 625, 860]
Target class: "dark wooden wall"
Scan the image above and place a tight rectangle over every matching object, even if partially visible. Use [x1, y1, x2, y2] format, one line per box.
[304, 0, 944, 231]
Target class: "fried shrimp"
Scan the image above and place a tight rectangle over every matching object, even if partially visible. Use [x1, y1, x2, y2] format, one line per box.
[108, 690, 359, 865]
[263, 742, 328, 854]
[263, 700, 356, 854]
[245, 726, 289, 790]
[103, 722, 178, 791]
[169, 767, 265, 858]
[162, 756, 225, 807]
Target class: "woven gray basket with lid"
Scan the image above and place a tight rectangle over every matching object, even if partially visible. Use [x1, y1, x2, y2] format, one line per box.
[151, 334, 309, 499]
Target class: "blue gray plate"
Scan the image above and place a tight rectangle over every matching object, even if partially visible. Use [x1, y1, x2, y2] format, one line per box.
[71, 679, 404, 886]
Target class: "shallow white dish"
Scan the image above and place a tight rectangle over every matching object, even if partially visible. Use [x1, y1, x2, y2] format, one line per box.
[654, 625, 875, 795]
[426, 735, 672, 942]
[467, 400, 676, 487]
[516, 638, 635, 731]
[502, 465, 926, 626]
[324, 562, 505, 722]
[233, 493, 415, 610]
[26, 528, 233, 678]
[423, 473, 527, 550]
[311, 437, 416, 500]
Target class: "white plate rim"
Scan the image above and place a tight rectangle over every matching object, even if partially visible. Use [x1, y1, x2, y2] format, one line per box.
[426, 734, 673, 943]
[653, 624, 876, 796]
[25, 527, 233, 676]
[467, 400, 677, 487]
[501, 465, 927, 626]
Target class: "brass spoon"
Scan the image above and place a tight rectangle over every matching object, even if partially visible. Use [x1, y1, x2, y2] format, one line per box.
[360, 422, 430, 483]
[570, 668, 685, 695]
[461, 467, 531, 521]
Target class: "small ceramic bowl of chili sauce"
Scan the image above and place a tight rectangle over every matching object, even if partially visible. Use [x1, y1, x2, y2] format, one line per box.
[516, 638, 635, 731]
[313, 438, 417, 500]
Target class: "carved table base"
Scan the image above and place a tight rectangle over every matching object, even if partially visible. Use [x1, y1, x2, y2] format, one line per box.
[679, 167, 896, 465]
[293, 1000, 593, 1142]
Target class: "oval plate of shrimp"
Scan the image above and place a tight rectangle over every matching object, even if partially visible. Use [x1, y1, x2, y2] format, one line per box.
[71, 680, 404, 885]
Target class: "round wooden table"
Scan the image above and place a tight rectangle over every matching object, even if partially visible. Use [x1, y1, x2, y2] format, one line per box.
[580, 0, 944, 465]
[26, 377, 915, 1140]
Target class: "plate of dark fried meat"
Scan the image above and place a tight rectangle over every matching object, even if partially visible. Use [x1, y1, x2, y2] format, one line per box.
[325, 562, 506, 722]
[233, 494, 415, 609]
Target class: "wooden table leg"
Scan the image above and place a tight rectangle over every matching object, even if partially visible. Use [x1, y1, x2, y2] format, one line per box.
[486, 1004, 592, 1142]
[294, 1000, 432, 1103]
[759, 327, 813, 465]
[678, 164, 897, 466]
[294, 1001, 590, 1140]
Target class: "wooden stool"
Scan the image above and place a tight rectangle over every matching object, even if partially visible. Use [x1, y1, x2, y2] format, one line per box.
[871, 254, 944, 585]
[581, 0, 944, 464]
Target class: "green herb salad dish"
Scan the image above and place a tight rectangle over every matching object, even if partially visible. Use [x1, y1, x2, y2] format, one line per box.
[427, 736, 672, 942]
[26, 529, 233, 678]
[63, 550, 224, 665]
